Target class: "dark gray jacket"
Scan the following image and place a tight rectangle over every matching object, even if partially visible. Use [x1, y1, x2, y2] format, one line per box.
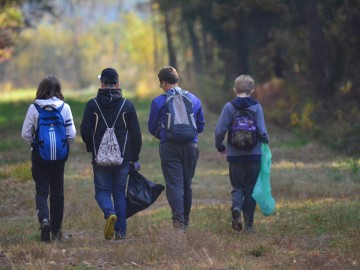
[214, 97, 269, 162]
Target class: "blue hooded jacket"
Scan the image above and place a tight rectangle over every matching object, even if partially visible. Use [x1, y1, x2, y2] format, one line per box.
[214, 97, 269, 162]
[148, 87, 205, 143]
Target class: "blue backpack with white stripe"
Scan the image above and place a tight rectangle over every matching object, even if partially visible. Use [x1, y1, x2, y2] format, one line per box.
[33, 103, 69, 161]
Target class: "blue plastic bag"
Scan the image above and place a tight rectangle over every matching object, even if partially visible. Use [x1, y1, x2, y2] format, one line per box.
[252, 143, 275, 216]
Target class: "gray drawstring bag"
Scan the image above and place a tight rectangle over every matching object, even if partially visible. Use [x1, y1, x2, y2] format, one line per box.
[92, 98, 127, 166]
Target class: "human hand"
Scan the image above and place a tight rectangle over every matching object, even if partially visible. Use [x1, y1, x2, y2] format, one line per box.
[219, 149, 226, 156]
[133, 161, 141, 171]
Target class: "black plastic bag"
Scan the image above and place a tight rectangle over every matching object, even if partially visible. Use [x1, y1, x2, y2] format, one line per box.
[126, 170, 165, 218]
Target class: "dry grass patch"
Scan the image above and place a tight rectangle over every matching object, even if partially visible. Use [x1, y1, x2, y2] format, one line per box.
[1, 92, 360, 269]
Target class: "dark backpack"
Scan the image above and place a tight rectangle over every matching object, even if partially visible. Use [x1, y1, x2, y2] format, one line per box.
[228, 103, 257, 150]
[33, 103, 69, 161]
[164, 89, 197, 143]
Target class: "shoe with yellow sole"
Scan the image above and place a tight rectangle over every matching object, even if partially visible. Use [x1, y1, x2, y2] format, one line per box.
[104, 214, 117, 240]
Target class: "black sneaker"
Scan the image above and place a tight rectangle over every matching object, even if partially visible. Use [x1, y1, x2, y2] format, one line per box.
[231, 208, 242, 232]
[40, 219, 51, 242]
[173, 221, 187, 234]
[52, 231, 63, 241]
[245, 225, 256, 234]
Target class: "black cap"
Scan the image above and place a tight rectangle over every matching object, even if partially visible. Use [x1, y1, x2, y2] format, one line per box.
[98, 68, 119, 84]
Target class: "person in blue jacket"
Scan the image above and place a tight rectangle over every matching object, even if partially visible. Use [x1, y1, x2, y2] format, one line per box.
[148, 66, 205, 232]
[215, 75, 269, 232]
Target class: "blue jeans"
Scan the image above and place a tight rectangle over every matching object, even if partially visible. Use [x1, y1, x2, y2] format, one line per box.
[93, 162, 130, 235]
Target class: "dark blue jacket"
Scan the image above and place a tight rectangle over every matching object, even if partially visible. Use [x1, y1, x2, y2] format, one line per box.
[148, 87, 205, 143]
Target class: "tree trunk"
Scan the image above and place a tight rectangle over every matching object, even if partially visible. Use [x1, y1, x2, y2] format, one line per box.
[221, 25, 249, 94]
[164, 12, 177, 68]
[304, 0, 328, 98]
[186, 19, 202, 72]
[152, 4, 160, 73]
[202, 31, 213, 68]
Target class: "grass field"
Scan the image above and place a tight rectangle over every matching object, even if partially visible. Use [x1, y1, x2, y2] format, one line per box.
[0, 89, 359, 270]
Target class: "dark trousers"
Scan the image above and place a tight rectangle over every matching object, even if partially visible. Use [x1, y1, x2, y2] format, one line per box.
[229, 161, 261, 226]
[31, 151, 65, 234]
[160, 141, 199, 226]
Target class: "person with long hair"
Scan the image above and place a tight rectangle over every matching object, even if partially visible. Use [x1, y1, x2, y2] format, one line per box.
[21, 75, 76, 242]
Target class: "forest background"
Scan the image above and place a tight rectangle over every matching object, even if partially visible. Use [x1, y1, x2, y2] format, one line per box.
[1, 0, 359, 155]
[1, 1, 360, 269]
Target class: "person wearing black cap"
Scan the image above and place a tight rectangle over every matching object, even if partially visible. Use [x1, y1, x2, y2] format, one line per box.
[80, 68, 142, 240]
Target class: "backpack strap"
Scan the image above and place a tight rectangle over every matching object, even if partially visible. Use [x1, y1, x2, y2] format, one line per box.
[93, 98, 126, 128]
[230, 101, 240, 110]
[166, 88, 188, 97]
[93, 98, 109, 128]
[58, 103, 65, 112]
[33, 102, 64, 113]
[112, 99, 127, 128]
[230, 101, 254, 114]
[180, 89, 189, 95]
[33, 103, 43, 113]
[92, 98, 128, 159]
[122, 111, 128, 159]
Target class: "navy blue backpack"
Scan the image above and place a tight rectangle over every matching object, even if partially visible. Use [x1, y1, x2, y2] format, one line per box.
[33, 103, 69, 161]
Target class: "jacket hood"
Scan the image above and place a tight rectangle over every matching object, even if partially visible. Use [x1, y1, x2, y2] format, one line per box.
[231, 97, 258, 109]
[96, 88, 123, 107]
[34, 97, 64, 109]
